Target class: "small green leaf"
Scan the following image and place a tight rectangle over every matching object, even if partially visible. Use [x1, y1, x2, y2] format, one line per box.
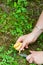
[14, 2, 17, 7]
[16, 9, 21, 13]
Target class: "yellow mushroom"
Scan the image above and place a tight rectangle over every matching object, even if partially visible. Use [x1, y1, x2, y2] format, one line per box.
[14, 42, 21, 48]
[14, 42, 22, 52]
[15, 43, 22, 51]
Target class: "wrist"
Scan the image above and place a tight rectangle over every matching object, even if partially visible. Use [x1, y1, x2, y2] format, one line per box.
[32, 26, 42, 40]
[35, 25, 43, 33]
[36, 25, 43, 32]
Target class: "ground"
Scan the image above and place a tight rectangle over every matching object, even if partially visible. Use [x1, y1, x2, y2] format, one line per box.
[0, 0, 43, 65]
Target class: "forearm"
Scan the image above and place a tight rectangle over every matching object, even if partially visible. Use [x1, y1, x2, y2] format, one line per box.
[32, 11, 43, 39]
[36, 11, 43, 30]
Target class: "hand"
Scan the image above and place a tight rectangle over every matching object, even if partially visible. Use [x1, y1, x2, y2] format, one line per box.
[16, 32, 37, 51]
[26, 51, 43, 64]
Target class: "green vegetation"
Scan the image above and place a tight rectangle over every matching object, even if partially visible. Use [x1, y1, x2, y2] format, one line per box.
[0, 0, 43, 65]
[0, 44, 26, 65]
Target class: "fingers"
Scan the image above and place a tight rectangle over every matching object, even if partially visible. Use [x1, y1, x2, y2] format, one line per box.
[26, 51, 37, 64]
[25, 45, 28, 49]
[16, 36, 29, 51]
[30, 51, 36, 54]
[26, 54, 32, 61]
[20, 41, 26, 51]
[20, 44, 28, 51]
[29, 57, 33, 63]
[16, 35, 29, 51]
[26, 54, 33, 63]
[20, 40, 29, 51]
[16, 36, 23, 43]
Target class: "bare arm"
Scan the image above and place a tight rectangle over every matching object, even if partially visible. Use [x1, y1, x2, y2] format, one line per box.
[36, 11, 43, 30]
[16, 11, 43, 51]
[32, 11, 43, 40]
[26, 11, 43, 64]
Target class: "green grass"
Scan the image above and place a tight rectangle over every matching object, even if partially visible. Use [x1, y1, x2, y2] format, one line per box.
[0, 44, 27, 65]
[0, 0, 43, 65]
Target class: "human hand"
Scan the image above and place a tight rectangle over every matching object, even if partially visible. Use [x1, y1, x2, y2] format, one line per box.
[26, 51, 43, 64]
[16, 32, 37, 51]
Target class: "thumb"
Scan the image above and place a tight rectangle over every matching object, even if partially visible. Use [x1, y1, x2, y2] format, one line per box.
[26, 54, 32, 61]
[16, 36, 23, 43]
[30, 50, 36, 54]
